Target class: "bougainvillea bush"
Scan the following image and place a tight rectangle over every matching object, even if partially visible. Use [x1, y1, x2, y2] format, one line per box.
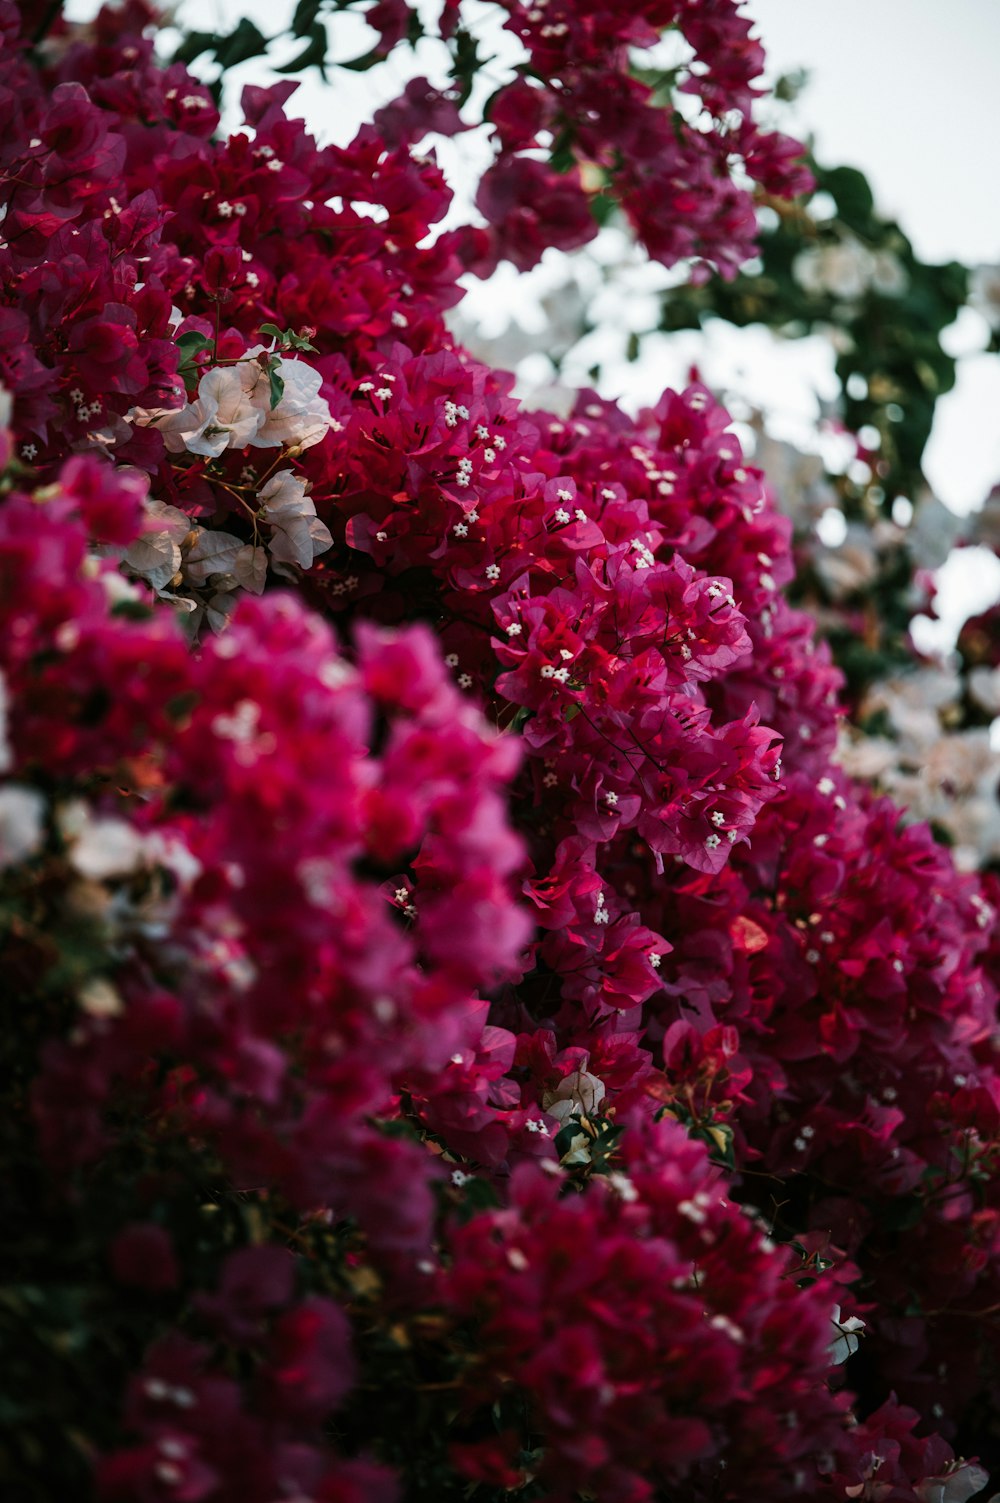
[2, 2, 999, 1499]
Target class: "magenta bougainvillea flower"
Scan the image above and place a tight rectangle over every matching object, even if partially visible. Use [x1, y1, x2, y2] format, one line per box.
[0, 2, 997, 1500]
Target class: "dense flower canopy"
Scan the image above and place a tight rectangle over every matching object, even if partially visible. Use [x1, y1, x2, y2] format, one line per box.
[1, 2, 999, 1501]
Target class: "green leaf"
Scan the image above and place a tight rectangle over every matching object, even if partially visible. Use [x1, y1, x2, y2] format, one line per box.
[266, 359, 285, 410]
[549, 129, 577, 176]
[110, 599, 154, 621]
[821, 165, 875, 229]
[460, 1177, 501, 1215]
[336, 45, 383, 73]
[176, 331, 214, 364]
[214, 18, 269, 70]
[173, 30, 217, 66]
[258, 322, 317, 353]
[554, 1118, 584, 1159]
[176, 330, 213, 351]
[275, 20, 329, 75]
[165, 691, 199, 723]
[589, 188, 618, 228]
[292, 0, 324, 35]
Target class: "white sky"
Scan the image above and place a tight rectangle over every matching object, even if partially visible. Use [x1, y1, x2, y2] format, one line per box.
[751, 0, 1000, 266]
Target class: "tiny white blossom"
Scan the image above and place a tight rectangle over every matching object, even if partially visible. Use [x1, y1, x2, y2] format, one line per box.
[485, 563, 501, 581]
[678, 1198, 707, 1224]
[506, 622, 522, 636]
[709, 1313, 745, 1343]
[458, 673, 473, 689]
[0, 785, 46, 870]
[608, 1172, 638, 1202]
[554, 507, 571, 524]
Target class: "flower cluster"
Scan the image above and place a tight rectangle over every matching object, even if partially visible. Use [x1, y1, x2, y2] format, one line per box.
[0, 3, 997, 1501]
[474, 0, 812, 278]
[443, 1116, 851, 1501]
[98, 1251, 396, 1503]
[2, 469, 530, 1252]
